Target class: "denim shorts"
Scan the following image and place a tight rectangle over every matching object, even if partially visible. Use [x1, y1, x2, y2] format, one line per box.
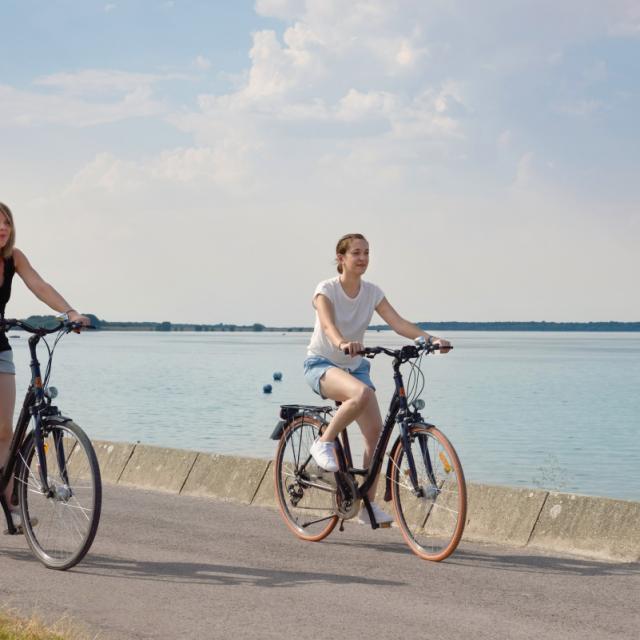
[0, 350, 15, 375]
[303, 355, 375, 399]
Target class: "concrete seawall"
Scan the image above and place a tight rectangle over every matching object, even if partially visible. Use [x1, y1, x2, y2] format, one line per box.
[91, 440, 640, 563]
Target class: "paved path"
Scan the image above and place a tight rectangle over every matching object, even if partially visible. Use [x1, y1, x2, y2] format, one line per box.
[1, 485, 638, 639]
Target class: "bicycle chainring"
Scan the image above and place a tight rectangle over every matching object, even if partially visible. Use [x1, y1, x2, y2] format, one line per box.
[333, 472, 360, 519]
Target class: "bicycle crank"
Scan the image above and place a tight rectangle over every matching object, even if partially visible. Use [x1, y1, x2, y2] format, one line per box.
[333, 472, 360, 519]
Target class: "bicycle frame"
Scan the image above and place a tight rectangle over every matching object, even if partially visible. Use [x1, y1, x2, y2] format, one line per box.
[336, 350, 431, 519]
[0, 330, 69, 503]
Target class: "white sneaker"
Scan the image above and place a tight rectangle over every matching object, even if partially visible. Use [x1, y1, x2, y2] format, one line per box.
[309, 439, 339, 472]
[7, 510, 38, 534]
[358, 501, 394, 526]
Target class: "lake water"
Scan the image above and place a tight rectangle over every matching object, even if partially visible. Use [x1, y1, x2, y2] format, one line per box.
[9, 330, 640, 502]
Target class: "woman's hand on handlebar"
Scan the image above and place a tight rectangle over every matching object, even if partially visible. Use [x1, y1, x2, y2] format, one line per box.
[67, 311, 91, 331]
[341, 340, 364, 357]
[431, 336, 452, 353]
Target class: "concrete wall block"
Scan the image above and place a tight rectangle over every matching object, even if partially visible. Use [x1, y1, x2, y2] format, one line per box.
[90, 440, 136, 484]
[528, 492, 640, 562]
[118, 444, 198, 493]
[463, 483, 548, 547]
[181, 454, 269, 504]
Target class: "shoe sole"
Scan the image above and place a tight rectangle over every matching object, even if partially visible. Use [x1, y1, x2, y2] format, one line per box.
[3, 517, 39, 535]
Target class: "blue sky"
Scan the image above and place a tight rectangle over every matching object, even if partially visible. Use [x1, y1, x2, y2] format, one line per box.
[1, 1, 639, 323]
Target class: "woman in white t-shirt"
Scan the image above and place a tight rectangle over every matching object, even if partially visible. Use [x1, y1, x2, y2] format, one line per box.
[304, 233, 451, 525]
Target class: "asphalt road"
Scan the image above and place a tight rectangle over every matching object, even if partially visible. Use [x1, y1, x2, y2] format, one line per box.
[1, 484, 638, 639]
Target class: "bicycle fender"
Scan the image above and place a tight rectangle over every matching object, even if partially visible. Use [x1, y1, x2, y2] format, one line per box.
[270, 420, 287, 440]
[42, 414, 73, 426]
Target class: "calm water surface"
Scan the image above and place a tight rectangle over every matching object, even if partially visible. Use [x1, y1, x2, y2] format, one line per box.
[10, 330, 640, 501]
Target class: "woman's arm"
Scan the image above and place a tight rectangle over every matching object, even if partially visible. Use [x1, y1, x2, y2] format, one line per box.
[315, 294, 363, 356]
[13, 249, 89, 325]
[376, 297, 451, 352]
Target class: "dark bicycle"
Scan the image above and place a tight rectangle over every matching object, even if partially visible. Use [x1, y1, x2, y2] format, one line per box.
[271, 337, 466, 561]
[0, 318, 101, 570]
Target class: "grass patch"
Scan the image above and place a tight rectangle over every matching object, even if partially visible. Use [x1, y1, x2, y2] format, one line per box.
[0, 611, 93, 640]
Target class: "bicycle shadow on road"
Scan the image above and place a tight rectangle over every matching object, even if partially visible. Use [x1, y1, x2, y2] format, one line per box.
[322, 536, 640, 578]
[446, 547, 640, 578]
[64, 553, 409, 588]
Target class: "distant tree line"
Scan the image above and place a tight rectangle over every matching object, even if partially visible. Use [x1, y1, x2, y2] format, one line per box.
[14, 315, 640, 333]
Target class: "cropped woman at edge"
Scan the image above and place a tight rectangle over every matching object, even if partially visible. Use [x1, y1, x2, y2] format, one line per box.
[0, 202, 90, 529]
[304, 233, 451, 525]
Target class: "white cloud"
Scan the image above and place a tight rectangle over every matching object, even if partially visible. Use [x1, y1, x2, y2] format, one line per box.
[0, 84, 164, 127]
[104, 3, 116, 12]
[607, 1, 640, 37]
[513, 151, 536, 189]
[0, 69, 174, 128]
[497, 130, 512, 151]
[35, 69, 164, 95]
[7, 1, 640, 323]
[193, 55, 212, 71]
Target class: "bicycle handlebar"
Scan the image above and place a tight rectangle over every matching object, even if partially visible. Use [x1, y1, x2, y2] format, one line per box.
[0, 318, 94, 335]
[343, 337, 452, 360]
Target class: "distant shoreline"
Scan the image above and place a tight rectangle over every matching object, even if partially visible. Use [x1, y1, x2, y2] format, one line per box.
[16, 316, 640, 332]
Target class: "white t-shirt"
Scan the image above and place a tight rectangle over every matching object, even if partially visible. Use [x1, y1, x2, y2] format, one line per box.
[307, 276, 385, 368]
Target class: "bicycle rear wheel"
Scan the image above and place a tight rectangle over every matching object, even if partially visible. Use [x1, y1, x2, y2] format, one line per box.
[390, 424, 466, 561]
[17, 420, 102, 570]
[274, 416, 339, 541]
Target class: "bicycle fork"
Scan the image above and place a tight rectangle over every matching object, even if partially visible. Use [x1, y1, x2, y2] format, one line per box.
[386, 421, 437, 500]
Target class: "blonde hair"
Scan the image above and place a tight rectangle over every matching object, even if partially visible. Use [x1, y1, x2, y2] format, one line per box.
[0, 202, 15, 259]
[335, 233, 367, 274]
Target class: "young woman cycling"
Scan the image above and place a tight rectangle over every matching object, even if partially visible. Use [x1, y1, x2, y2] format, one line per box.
[304, 233, 451, 525]
[0, 202, 90, 529]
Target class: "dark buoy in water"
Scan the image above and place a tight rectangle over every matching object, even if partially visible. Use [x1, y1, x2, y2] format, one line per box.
[263, 384, 273, 394]
[273, 371, 283, 381]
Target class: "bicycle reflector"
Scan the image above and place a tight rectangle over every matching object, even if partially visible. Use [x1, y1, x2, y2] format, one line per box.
[439, 452, 452, 473]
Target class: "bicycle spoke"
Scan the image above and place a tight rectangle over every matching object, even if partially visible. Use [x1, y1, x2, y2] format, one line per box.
[392, 425, 466, 561]
[275, 418, 339, 541]
[18, 422, 101, 570]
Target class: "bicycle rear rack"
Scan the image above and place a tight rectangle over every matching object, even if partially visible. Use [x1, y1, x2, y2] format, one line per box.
[270, 404, 334, 440]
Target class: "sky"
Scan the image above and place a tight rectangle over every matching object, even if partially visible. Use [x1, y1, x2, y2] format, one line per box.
[1, 0, 639, 325]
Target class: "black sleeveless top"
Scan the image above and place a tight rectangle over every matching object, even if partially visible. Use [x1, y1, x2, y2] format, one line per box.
[0, 256, 16, 352]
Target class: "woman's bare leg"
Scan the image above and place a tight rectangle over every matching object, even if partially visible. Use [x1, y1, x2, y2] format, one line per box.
[318, 367, 384, 500]
[0, 373, 16, 503]
[355, 395, 384, 500]
[318, 367, 375, 442]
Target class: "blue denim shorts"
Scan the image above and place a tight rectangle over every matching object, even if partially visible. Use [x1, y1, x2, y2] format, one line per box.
[0, 350, 15, 375]
[303, 355, 375, 399]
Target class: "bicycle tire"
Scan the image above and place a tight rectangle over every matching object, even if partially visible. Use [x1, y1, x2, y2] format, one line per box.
[274, 416, 339, 542]
[390, 423, 466, 561]
[17, 420, 102, 570]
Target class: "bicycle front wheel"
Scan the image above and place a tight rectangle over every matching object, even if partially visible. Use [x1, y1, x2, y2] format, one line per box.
[17, 420, 102, 570]
[391, 424, 466, 561]
[274, 416, 339, 541]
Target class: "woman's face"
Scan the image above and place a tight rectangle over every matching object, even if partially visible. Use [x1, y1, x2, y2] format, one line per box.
[0, 213, 11, 249]
[339, 238, 369, 275]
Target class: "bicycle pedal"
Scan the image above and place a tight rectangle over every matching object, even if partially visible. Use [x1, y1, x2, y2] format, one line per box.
[377, 521, 392, 529]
